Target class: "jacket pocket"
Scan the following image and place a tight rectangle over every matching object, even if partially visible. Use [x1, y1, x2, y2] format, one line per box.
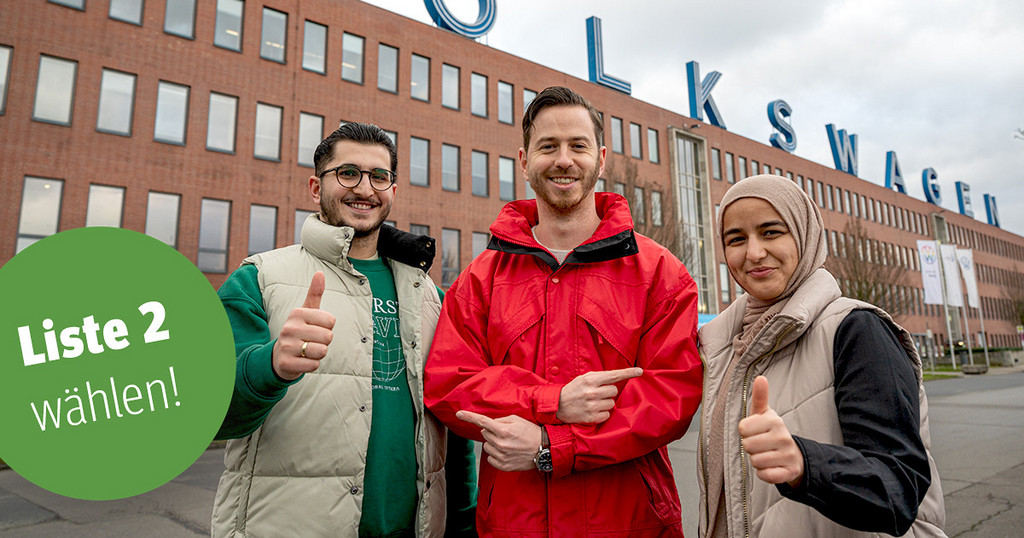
[634, 453, 676, 520]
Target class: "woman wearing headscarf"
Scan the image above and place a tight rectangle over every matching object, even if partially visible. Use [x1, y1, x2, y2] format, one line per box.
[698, 175, 947, 537]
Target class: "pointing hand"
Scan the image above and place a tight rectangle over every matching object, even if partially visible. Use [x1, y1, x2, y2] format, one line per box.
[556, 367, 643, 424]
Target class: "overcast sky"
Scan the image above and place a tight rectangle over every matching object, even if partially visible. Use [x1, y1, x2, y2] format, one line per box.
[364, 0, 1024, 237]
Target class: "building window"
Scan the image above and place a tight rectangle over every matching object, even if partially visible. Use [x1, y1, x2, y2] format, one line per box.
[164, 0, 196, 38]
[214, 0, 243, 51]
[411, 54, 429, 101]
[610, 117, 623, 153]
[442, 64, 459, 109]
[442, 228, 460, 288]
[110, 0, 143, 24]
[442, 143, 459, 191]
[86, 184, 125, 228]
[595, 179, 606, 192]
[710, 148, 722, 180]
[633, 187, 645, 225]
[523, 88, 537, 113]
[410, 136, 429, 186]
[629, 122, 642, 158]
[198, 199, 231, 272]
[377, 43, 398, 92]
[471, 73, 487, 117]
[206, 92, 238, 153]
[826, 185, 834, 211]
[472, 232, 489, 258]
[497, 81, 513, 124]
[737, 156, 748, 180]
[816, 182, 825, 208]
[96, 69, 136, 135]
[724, 152, 735, 183]
[302, 20, 327, 74]
[763, 163, 771, 174]
[248, 204, 277, 255]
[145, 191, 181, 247]
[613, 182, 625, 196]
[648, 128, 659, 163]
[0, 46, 10, 114]
[260, 8, 287, 63]
[675, 135, 710, 312]
[294, 210, 315, 244]
[49, 0, 84, 9]
[652, 191, 663, 226]
[33, 56, 77, 125]
[154, 81, 189, 144]
[17, 177, 64, 253]
[720, 263, 731, 305]
[254, 102, 282, 161]
[341, 33, 364, 84]
[298, 113, 323, 168]
[410, 223, 429, 237]
[499, 156, 515, 201]
[472, 150, 488, 197]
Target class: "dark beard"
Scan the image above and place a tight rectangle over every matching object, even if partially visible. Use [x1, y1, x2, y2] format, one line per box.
[319, 195, 390, 237]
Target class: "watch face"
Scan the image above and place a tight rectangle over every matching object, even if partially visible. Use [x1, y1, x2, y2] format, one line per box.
[537, 449, 553, 472]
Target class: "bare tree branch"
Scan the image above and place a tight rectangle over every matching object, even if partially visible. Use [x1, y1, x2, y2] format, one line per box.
[825, 218, 911, 318]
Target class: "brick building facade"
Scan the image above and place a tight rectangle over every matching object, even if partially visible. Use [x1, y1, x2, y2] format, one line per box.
[3, 0, 1023, 354]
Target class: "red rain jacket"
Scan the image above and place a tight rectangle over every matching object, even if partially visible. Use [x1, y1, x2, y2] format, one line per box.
[425, 193, 702, 537]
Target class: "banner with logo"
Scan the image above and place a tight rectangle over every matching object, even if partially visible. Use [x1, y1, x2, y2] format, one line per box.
[956, 248, 980, 309]
[940, 243, 964, 307]
[917, 240, 944, 305]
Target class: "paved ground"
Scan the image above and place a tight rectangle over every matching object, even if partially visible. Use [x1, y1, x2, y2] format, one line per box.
[2, 365, 1023, 537]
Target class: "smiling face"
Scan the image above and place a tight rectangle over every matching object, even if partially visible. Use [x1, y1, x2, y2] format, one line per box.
[721, 198, 800, 302]
[310, 139, 395, 237]
[519, 105, 606, 215]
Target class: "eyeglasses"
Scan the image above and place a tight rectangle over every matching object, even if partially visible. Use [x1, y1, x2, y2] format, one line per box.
[319, 164, 396, 191]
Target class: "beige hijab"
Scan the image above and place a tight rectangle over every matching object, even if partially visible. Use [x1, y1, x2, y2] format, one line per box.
[718, 174, 827, 357]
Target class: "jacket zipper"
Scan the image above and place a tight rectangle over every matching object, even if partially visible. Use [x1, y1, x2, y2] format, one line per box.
[740, 325, 795, 538]
[698, 349, 710, 533]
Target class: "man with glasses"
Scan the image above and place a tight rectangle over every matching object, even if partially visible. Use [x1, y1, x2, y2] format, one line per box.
[211, 123, 476, 537]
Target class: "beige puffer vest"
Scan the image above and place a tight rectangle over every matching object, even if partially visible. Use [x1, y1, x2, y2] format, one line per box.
[698, 269, 946, 537]
[212, 218, 447, 537]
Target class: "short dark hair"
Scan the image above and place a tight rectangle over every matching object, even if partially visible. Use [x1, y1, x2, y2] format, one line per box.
[522, 86, 603, 150]
[313, 122, 397, 177]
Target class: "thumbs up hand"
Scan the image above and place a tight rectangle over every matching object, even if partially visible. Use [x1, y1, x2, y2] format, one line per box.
[272, 271, 337, 381]
[737, 376, 805, 488]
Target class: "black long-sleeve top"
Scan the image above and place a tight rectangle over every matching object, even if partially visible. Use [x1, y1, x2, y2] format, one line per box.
[777, 309, 932, 536]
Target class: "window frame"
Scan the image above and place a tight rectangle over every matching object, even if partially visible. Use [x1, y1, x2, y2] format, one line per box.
[16, 176, 65, 254]
[442, 63, 460, 110]
[198, 198, 232, 273]
[497, 80, 513, 124]
[410, 54, 430, 102]
[341, 32, 365, 84]
[302, 20, 327, 74]
[85, 183, 126, 228]
[213, 0, 244, 52]
[470, 72, 488, 118]
[145, 191, 182, 248]
[164, 0, 196, 39]
[95, 68, 137, 136]
[409, 136, 430, 187]
[260, 7, 288, 64]
[109, 0, 144, 25]
[377, 43, 399, 93]
[253, 102, 283, 161]
[153, 80, 190, 145]
[206, 91, 239, 154]
[32, 55, 78, 126]
[297, 112, 324, 168]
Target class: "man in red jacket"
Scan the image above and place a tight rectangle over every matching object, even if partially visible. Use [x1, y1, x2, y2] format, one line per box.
[424, 86, 703, 537]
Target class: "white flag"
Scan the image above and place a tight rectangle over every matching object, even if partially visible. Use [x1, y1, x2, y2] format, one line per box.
[917, 240, 944, 305]
[956, 248, 980, 309]
[940, 244, 964, 307]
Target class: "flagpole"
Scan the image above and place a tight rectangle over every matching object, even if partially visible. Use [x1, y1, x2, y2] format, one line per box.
[978, 305, 990, 368]
[936, 240, 957, 369]
[961, 303, 974, 365]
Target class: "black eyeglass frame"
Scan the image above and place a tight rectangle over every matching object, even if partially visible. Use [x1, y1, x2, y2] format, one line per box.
[318, 164, 397, 191]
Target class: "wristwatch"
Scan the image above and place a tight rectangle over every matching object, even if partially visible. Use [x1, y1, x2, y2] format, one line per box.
[534, 426, 553, 473]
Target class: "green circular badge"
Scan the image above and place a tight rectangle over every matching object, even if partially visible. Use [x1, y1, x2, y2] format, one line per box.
[0, 228, 235, 500]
